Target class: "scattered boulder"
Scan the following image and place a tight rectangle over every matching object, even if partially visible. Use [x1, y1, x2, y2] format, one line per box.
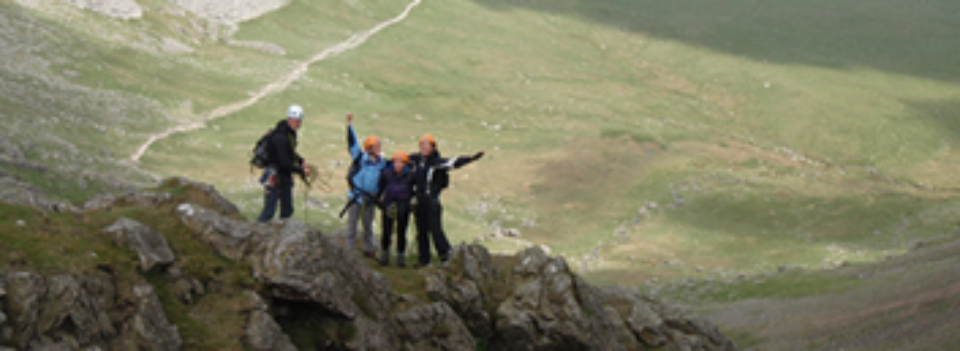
[102, 217, 176, 272]
[176, 203, 271, 261]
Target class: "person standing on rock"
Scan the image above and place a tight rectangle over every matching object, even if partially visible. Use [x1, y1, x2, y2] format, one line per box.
[376, 151, 414, 267]
[409, 134, 483, 267]
[257, 104, 310, 222]
[345, 113, 386, 258]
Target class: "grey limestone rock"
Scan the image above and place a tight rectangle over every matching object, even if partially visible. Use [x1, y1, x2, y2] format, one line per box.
[130, 284, 182, 351]
[395, 302, 475, 351]
[243, 291, 296, 351]
[103, 217, 176, 272]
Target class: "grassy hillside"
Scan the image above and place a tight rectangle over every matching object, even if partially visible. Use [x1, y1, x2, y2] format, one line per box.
[3, 0, 960, 348]
[138, 0, 960, 282]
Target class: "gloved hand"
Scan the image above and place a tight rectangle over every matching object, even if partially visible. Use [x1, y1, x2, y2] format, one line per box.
[473, 151, 485, 161]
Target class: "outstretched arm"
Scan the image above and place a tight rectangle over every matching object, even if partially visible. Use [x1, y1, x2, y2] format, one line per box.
[346, 114, 361, 159]
[439, 151, 484, 170]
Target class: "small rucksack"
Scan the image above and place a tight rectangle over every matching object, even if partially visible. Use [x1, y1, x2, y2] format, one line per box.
[250, 128, 275, 169]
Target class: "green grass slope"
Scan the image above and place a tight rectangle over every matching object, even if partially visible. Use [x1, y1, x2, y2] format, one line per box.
[2, 0, 960, 348]
[141, 0, 960, 283]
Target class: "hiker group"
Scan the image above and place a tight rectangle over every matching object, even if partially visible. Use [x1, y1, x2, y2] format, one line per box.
[255, 105, 484, 268]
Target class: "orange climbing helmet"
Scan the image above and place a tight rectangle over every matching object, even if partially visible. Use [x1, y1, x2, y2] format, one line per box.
[363, 136, 379, 151]
[420, 133, 436, 147]
[393, 151, 409, 164]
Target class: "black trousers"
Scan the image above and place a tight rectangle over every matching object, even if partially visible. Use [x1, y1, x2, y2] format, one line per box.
[256, 181, 293, 222]
[381, 201, 411, 254]
[415, 197, 451, 265]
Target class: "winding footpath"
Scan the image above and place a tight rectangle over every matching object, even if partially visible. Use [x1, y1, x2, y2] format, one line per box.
[131, 0, 423, 162]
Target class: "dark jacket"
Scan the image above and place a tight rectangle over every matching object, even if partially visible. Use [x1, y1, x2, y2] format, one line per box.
[378, 165, 413, 204]
[269, 119, 304, 187]
[409, 151, 476, 201]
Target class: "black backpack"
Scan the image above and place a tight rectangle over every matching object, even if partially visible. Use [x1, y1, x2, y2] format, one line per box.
[250, 128, 275, 169]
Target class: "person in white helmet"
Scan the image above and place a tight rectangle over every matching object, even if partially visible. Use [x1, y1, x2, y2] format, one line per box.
[257, 104, 311, 222]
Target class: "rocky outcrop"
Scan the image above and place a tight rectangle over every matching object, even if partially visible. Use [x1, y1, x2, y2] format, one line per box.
[0, 173, 79, 215]
[83, 191, 171, 212]
[3, 272, 117, 349]
[0, 271, 183, 350]
[423, 246, 737, 350]
[176, 203, 270, 261]
[129, 284, 182, 350]
[163, 177, 241, 216]
[395, 303, 475, 350]
[2, 177, 734, 350]
[86, 177, 239, 217]
[176, 203, 401, 349]
[103, 217, 176, 272]
[242, 291, 297, 351]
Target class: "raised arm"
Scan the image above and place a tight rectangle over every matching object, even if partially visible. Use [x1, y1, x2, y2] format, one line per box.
[346, 114, 361, 159]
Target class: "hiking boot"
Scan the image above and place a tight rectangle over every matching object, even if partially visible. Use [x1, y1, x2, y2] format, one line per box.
[379, 252, 389, 267]
[397, 254, 406, 268]
[364, 250, 377, 260]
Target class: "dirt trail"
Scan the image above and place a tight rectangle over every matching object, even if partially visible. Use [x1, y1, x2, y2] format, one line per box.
[130, 0, 423, 162]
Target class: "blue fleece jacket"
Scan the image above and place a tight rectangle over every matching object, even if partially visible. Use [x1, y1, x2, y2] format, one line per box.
[347, 125, 386, 204]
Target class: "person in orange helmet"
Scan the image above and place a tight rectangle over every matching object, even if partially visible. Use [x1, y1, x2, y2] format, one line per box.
[344, 113, 386, 258]
[376, 150, 414, 267]
[408, 133, 484, 267]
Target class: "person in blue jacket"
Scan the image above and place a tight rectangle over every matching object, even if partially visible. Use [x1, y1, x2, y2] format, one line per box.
[345, 113, 386, 258]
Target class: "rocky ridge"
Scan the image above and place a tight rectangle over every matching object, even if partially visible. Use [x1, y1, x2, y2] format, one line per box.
[0, 178, 735, 350]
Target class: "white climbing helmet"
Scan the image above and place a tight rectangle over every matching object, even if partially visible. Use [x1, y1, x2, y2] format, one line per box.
[287, 104, 304, 120]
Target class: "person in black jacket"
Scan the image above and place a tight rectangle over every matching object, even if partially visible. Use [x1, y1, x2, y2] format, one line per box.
[377, 151, 414, 267]
[409, 134, 483, 267]
[256, 104, 310, 222]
